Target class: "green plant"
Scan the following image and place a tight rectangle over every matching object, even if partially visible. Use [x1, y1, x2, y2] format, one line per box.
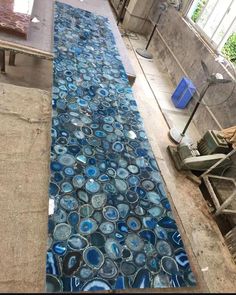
[222, 33, 236, 64]
[191, 0, 207, 23]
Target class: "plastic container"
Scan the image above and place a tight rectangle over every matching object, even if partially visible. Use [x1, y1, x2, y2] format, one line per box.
[171, 77, 196, 109]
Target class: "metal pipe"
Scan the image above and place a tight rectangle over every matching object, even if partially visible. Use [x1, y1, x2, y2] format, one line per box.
[117, 0, 129, 25]
[181, 82, 210, 136]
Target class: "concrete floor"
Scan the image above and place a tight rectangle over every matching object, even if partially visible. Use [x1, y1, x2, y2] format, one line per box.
[119, 30, 236, 293]
[0, 1, 236, 293]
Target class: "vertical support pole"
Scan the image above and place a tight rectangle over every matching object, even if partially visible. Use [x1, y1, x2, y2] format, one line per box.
[0, 49, 6, 73]
[117, 0, 129, 25]
[9, 51, 16, 66]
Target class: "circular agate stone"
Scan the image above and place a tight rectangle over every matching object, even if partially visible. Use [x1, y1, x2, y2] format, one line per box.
[117, 221, 129, 233]
[93, 211, 103, 223]
[46, 275, 63, 292]
[134, 205, 145, 216]
[127, 164, 139, 174]
[161, 256, 179, 275]
[134, 252, 146, 267]
[141, 179, 155, 191]
[61, 182, 73, 193]
[112, 141, 124, 152]
[121, 262, 137, 276]
[60, 195, 78, 211]
[99, 222, 115, 234]
[58, 154, 76, 166]
[76, 155, 87, 164]
[156, 240, 173, 256]
[63, 251, 82, 275]
[79, 204, 94, 218]
[91, 193, 107, 209]
[107, 168, 116, 177]
[117, 168, 129, 179]
[154, 225, 168, 240]
[78, 191, 89, 203]
[103, 206, 119, 222]
[125, 233, 144, 252]
[97, 88, 109, 97]
[103, 123, 113, 133]
[68, 234, 88, 250]
[53, 223, 71, 241]
[53, 208, 67, 224]
[78, 218, 98, 235]
[83, 246, 104, 269]
[118, 158, 128, 168]
[78, 267, 93, 280]
[54, 144, 67, 155]
[98, 258, 118, 279]
[103, 116, 114, 124]
[114, 179, 128, 192]
[126, 191, 139, 204]
[148, 206, 164, 218]
[153, 273, 171, 288]
[142, 217, 157, 230]
[64, 167, 75, 176]
[83, 145, 94, 156]
[139, 230, 156, 245]
[175, 248, 190, 269]
[91, 232, 105, 248]
[136, 157, 149, 168]
[127, 216, 141, 231]
[85, 166, 100, 178]
[105, 238, 122, 259]
[52, 242, 67, 256]
[98, 174, 109, 182]
[185, 270, 196, 286]
[147, 191, 161, 205]
[147, 256, 161, 273]
[82, 279, 111, 291]
[117, 203, 130, 219]
[128, 175, 140, 186]
[85, 179, 100, 193]
[49, 182, 59, 197]
[67, 211, 80, 226]
[72, 175, 85, 188]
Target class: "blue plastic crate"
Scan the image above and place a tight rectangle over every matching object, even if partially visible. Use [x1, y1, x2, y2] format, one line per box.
[171, 77, 196, 109]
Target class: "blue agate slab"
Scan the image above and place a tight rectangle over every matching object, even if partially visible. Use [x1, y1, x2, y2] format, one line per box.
[46, 1, 196, 292]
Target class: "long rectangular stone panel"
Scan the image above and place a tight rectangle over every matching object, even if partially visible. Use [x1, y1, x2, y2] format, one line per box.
[46, 1, 196, 292]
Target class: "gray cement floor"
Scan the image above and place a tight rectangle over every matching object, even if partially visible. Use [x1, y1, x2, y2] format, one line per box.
[0, 1, 236, 293]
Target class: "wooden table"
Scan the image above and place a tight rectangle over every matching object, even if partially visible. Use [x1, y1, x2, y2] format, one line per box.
[0, 0, 54, 73]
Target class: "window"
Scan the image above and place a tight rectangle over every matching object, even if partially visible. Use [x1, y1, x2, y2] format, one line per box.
[186, 0, 236, 55]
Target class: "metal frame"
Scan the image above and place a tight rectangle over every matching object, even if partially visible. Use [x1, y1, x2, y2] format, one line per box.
[203, 174, 236, 216]
[199, 149, 236, 216]
[185, 0, 236, 52]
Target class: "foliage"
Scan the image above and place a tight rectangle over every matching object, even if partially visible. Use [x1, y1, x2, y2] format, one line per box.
[222, 33, 236, 64]
[191, 0, 207, 23]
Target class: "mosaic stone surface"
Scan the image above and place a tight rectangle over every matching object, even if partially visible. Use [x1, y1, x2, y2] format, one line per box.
[0, 0, 34, 39]
[46, 2, 196, 292]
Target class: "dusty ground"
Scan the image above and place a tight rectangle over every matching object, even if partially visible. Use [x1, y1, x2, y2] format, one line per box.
[0, 82, 51, 292]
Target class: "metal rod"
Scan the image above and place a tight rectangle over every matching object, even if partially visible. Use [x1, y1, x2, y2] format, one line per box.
[215, 191, 236, 216]
[117, 0, 129, 25]
[145, 12, 163, 50]
[145, 23, 157, 50]
[200, 148, 236, 178]
[181, 82, 210, 136]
